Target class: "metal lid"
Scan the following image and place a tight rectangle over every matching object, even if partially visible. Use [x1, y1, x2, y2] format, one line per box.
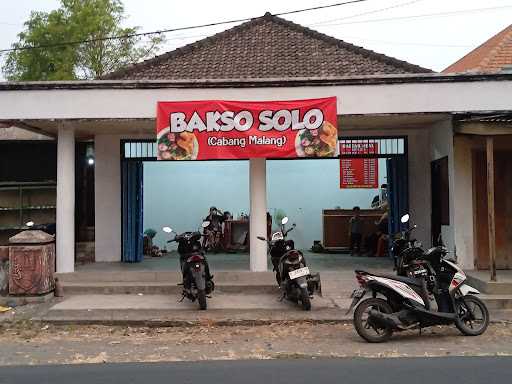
[9, 230, 55, 244]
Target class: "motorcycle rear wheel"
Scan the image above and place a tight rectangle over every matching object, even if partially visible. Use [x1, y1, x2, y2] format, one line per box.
[300, 287, 311, 311]
[454, 295, 489, 336]
[198, 290, 207, 310]
[354, 298, 393, 343]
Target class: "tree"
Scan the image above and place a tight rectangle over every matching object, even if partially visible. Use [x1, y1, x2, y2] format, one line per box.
[2, 0, 163, 80]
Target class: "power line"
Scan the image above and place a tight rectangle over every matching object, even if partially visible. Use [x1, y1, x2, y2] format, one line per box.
[310, 0, 423, 27]
[339, 35, 474, 48]
[314, 5, 512, 27]
[0, 0, 372, 53]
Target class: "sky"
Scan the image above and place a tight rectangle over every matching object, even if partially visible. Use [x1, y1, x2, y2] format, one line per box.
[0, 0, 511, 79]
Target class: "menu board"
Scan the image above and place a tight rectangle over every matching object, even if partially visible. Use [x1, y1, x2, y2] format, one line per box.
[340, 142, 379, 188]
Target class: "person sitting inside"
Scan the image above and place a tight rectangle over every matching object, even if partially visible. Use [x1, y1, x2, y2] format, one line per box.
[348, 206, 363, 256]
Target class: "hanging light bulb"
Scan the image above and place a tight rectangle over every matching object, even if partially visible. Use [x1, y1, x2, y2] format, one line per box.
[85, 144, 95, 166]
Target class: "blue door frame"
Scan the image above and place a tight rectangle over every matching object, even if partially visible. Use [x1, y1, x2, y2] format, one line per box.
[386, 156, 410, 234]
[121, 161, 144, 263]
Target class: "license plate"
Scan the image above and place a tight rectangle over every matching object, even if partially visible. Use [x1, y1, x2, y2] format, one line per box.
[289, 267, 310, 280]
[346, 288, 366, 314]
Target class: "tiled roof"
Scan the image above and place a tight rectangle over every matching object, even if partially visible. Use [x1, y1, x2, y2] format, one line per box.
[104, 12, 432, 80]
[443, 24, 512, 74]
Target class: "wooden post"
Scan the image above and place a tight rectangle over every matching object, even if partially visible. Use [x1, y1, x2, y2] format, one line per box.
[486, 136, 497, 282]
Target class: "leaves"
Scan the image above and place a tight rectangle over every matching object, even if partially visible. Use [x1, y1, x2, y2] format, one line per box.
[2, 0, 164, 80]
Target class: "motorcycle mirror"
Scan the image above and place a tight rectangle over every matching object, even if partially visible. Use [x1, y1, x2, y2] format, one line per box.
[292, 223, 296, 227]
[26, 221, 34, 227]
[281, 217, 289, 225]
[257, 236, 266, 241]
[202, 221, 210, 228]
[162, 226, 173, 233]
[400, 214, 410, 224]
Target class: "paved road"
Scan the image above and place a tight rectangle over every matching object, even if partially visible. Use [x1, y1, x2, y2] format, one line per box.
[1, 357, 510, 384]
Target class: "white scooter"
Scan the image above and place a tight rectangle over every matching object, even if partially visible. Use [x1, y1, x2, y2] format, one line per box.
[348, 214, 489, 343]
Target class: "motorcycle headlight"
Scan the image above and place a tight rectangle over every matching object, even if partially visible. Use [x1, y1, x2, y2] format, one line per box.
[286, 245, 291, 250]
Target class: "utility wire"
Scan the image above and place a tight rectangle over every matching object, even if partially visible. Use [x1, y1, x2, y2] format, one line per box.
[339, 35, 474, 48]
[310, 0, 423, 27]
[315, 5, 512, 27]
[0, 0, 371, 53]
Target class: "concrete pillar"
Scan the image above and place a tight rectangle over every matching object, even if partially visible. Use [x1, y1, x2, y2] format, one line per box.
[249, 158, 267, 271]
[56, 126, 75, 273]
[94, 135, 122, 262]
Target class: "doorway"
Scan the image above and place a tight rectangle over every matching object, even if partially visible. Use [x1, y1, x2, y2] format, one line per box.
[473, 150, 512, 270]
[119, 136, 409, 269]
[431, 156, 449, 246]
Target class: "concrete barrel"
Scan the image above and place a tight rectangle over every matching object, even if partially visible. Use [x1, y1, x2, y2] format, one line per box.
[8, 230, 55, 295]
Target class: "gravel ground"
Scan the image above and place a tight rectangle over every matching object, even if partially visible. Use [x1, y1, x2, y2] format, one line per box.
[0, 322, 511, 366]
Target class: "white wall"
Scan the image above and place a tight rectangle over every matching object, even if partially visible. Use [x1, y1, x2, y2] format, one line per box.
[430, 119, 456, 255]
[143, 159, 386, 251]
[2, 80, 512, 120]
[94, 133, 153, 262]
[143, 161, 250, 250]
[94, 134, 122, 262]
[266, 159, 387, 250]
[0, 126, 52, 140]
[407, 129, 431, 247]
[453, 135, 476, 269]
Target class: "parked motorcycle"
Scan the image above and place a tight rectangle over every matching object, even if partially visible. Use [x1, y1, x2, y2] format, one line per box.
[390, 214, 425, 277]
[203, 207, 225, 253]
[163, 222, 214, 310]
[347, 214, 489, 342]
[258, 217, 321, 311]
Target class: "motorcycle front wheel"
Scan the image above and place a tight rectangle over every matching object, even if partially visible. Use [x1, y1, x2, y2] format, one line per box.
[198, 289, 207, 310]
[300, 287, 311, 311]
[454, 295, 489, 336]
[354, 298, 393, 343]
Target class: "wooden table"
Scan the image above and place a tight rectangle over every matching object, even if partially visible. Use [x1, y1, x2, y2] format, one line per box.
[322, 208, 385, 250]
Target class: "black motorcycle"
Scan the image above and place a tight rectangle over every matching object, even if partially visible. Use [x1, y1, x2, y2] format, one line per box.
[163, 222, 214, 310]
[390, 215, 425, 277]
[203, 207, 225, 253]
[258, 217, 320, 311]
[347, 214, 489, 343]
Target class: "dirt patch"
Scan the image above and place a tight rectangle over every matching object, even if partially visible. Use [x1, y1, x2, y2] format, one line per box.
[0, 322, 511, 365]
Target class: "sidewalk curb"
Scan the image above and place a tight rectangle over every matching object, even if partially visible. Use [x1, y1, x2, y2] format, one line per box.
[30, 318, 353, 327]
[30, 312, 512, 327]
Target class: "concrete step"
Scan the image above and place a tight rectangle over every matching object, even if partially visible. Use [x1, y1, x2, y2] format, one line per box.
[36, 293, 346, 325]
[56, 271, 360, 297]
[479, 295, 512, 310]
[467, 275, 512, 295]
[61, 281, 280, 295]
[35, 293, 512, 326]
[56, 271, 277, 284]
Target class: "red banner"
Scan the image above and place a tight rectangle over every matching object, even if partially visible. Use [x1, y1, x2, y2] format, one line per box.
[340, 142, 379, 189]
[156, 97, 338, 160]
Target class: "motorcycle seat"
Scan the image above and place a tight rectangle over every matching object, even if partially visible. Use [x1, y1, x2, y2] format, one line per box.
[357, 270, 423, 287]
[375, 273, 423, 287]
